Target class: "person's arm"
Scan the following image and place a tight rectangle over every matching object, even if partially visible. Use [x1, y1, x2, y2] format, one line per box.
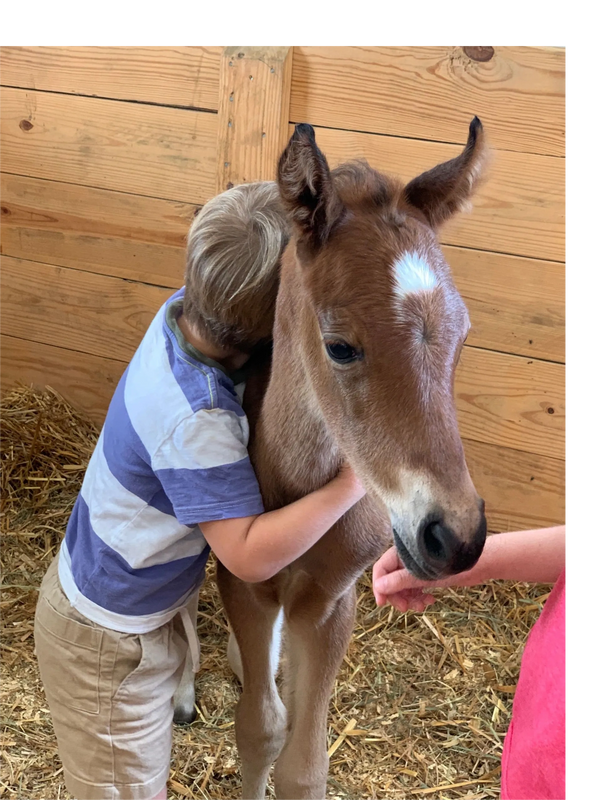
[199, 465, 365, 583]
[373, 525, 565, 612]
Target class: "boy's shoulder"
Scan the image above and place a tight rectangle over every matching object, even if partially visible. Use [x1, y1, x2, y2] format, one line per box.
[109, 291, 247, 457]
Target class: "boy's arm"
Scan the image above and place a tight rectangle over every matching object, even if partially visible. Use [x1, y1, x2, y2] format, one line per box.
[373, 525, 565, 610]
[199, 464, 365, 583]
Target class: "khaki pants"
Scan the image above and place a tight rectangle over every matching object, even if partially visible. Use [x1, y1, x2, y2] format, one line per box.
[34, 555, 192, 800]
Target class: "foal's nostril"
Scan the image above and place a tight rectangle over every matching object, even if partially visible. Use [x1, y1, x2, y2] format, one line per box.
[419, 518, 463, 567]
[423, 521, 446, 560]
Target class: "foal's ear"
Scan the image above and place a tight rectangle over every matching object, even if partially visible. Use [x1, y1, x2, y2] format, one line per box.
[277, 123, 344, 248]
[403, 117, 488, 230]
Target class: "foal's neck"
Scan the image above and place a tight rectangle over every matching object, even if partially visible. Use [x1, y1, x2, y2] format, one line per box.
[257, 267, 341, 498]
[260, 359, 340, 496]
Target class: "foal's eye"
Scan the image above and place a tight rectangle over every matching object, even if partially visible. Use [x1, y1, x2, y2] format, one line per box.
[325, 340, 361, 365]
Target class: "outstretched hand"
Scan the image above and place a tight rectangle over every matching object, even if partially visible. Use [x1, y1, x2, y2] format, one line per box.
[373, 526, 566, 613]
[372, 546, 438, 613]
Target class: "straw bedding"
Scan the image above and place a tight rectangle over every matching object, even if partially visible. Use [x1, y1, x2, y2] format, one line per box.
[1, 385, 551, 799]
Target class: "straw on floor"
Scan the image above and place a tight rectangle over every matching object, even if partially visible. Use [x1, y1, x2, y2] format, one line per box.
[0, 385, 551, 799]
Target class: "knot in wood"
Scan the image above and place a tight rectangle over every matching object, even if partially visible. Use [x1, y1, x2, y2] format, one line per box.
[462, 46, 495, 62]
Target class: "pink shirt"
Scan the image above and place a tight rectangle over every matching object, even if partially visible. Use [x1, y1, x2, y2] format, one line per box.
[501, 570, 565, 799]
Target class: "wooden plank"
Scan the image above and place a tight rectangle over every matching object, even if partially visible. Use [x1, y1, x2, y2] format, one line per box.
[464, 439, 564, 532]
[1, 257, 171, 363]
[0, 332, 566, 529]
[1, 87, 217, 204]
[0, 46, 222, 109]
[1, 174, 193, 288]
[1, 334, 124, 426]
[304, 124, 564, 262]
[456, 347, 564, 461]
[291, 47, 565, 158]
[1, 176, 564, 363]
[445, 245, 564, 364]
[216, 47, 293, 192]
[523, 42, 569, 48]
[3, 256, 563, 464]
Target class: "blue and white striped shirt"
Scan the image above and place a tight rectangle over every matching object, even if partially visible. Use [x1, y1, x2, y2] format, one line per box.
[58, 288, 264, 633]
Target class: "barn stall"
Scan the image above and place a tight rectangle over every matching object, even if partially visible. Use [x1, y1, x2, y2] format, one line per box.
[1, 46, 564, 798]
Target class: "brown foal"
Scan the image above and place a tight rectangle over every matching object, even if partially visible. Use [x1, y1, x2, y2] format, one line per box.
[178, 118, 489, 799]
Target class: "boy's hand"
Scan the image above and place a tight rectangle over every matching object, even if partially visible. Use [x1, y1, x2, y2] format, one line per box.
[372, 546, 437, 613]
[336, 462, 366, 497]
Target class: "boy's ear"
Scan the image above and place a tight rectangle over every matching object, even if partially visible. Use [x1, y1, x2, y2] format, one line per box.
[403, 116, 489, 230]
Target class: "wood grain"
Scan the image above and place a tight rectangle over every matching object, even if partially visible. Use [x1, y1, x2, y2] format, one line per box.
[445, 245, 564, 363]
[1, 176, 564, 362]
[291, 46, 565, 157]
[304, 124, 564, 262]
[0, 332, 565, 529]
[464, 438, 564, 532]
[1, 87, 217, 204]
[3, 256, 563, 464]
[1, 174, 192, 288]
[456, 347, 564, 461]
[0, 46, 222, 109]
[1, 334, 126, 425]
[1, 257, 171, 363]
[216, 47, 293, 192]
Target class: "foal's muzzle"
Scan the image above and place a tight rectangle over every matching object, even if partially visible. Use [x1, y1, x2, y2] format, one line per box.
[394, 506, 487, 580]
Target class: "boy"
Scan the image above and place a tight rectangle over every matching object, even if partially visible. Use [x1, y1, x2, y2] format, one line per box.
[34, 181, 366, 800]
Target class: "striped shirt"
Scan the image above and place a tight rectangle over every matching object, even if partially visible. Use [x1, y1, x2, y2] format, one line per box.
[58, 288, 264, 634]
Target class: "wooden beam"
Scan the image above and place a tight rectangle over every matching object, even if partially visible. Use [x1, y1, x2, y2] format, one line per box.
[216, 47, 293, 193]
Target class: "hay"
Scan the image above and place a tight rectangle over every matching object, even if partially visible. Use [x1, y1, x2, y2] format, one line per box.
[0, 385, 551, 799]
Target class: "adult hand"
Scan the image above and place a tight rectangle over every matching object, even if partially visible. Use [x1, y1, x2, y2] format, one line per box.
[372, 546, 437, 612]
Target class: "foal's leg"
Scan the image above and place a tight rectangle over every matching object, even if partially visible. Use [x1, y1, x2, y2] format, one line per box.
[173, 591, 201, 724]
[273, 586, 356, 799]
[217, 565, 287, 800]
[227, 606, 284, 686]
[173, 650, 196, 724]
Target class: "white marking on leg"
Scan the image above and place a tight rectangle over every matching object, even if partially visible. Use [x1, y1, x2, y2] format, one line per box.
[227, 607, 283, 686]
[227, 630, 244, 684]
[269, 607, 284, 678]
[173, 650, 197, 724]
[393, 251, 438, 298]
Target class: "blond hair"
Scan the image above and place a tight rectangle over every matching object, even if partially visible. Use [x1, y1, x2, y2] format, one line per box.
[183, 181, 289, 351]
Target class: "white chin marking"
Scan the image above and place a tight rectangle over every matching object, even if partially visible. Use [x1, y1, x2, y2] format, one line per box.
[393, 251, 438, 298]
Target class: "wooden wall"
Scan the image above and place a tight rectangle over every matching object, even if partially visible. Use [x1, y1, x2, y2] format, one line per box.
[0, 46, 565, 533]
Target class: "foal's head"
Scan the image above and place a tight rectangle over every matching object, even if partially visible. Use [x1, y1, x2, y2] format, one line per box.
[277, 121, 488, 580]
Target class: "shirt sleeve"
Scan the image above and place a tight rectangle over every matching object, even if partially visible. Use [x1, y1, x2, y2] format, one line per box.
[152, 407, 265, 525]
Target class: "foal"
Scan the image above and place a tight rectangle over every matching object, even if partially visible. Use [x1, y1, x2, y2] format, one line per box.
[181, 119, 489, 799]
